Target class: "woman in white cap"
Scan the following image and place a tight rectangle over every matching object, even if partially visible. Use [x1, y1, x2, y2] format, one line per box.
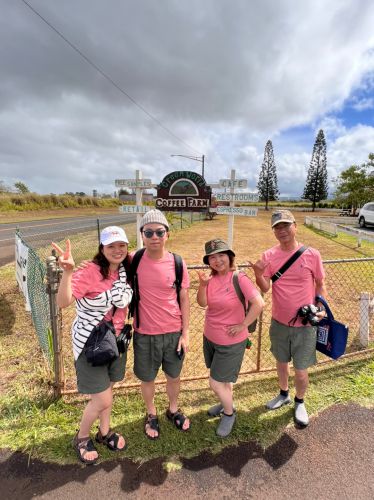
[52, 226, 133, 465]
[197, 239, 264, 437]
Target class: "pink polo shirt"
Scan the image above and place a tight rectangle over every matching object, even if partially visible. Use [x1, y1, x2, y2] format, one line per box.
[204, 271, 260, 345]
[71, 262, 126, 334]
[262, 244, 325, 327]
[133, 251, 190, 334]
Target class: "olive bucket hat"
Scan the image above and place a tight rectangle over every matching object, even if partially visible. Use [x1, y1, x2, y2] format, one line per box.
[203, 239, 235, 265]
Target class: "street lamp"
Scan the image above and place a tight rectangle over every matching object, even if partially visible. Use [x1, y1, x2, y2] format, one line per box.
[170, 154, 205, 178]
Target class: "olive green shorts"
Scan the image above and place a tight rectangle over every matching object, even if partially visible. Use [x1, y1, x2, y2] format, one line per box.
[133, 331, 184, 382]
[203, 336, 247, 383]
[75, 349, 127, 394]
[269, 319, 317, 370]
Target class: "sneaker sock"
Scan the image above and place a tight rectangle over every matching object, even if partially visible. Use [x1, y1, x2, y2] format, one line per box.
[280, 389, 289, 397]
[223, 412, 234, 417]
[294, 396, 304, 404]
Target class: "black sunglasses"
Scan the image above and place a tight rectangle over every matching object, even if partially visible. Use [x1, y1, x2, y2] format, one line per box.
[142, 229, 167, 238]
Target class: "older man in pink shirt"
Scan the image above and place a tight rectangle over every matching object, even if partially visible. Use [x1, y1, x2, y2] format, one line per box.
[251, 210, 327, 427]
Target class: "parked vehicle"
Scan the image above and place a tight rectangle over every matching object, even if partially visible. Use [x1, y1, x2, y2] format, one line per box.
[358, 202, 374, 228]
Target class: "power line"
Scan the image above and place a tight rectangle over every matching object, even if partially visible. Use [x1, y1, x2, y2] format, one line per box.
[20, 0, 202, 155]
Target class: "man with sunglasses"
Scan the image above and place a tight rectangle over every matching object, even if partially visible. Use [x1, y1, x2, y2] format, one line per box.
[131, 209, 190, 439]
[250, 209, 327, 428]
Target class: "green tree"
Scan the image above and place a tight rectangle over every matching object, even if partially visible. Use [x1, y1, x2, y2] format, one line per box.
[14, 181, 30, 194]
[257, 140, 279, 210]
[302, 129, 328, 211]
[334, 153, 374, 211]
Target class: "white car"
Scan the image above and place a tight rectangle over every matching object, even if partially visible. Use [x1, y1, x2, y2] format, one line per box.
[358, 202, 374, 228]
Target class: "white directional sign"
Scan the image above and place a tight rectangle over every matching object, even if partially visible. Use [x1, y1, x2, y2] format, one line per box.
[211, 206, 258, 217]
[219, 179, 247, 189]
[115, 179, 153, 188]
[215, 192, 259, 202]
[119, 205, 152, 214]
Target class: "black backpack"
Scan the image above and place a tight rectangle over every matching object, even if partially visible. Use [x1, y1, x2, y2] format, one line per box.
[128, 248, 183, 328]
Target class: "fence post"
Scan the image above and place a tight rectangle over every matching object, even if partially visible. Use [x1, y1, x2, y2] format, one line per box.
[359, 292, 370, 347]
[46, 253, 65, 398]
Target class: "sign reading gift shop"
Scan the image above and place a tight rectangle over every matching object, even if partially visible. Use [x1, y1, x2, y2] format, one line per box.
[156, 171, 211, 211]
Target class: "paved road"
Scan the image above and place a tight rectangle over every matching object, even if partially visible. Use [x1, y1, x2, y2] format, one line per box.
[0, 214, 136, 266]
[1, 404, 373, 499]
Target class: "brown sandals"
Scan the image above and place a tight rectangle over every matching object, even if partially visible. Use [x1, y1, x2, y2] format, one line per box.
[72, 433, 99, 465]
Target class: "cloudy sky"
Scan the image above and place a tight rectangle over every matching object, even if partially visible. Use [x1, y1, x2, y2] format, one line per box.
[1, 0, 374, 197]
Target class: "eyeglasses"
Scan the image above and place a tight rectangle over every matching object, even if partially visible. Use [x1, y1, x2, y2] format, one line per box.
[142, 229, 167, 238]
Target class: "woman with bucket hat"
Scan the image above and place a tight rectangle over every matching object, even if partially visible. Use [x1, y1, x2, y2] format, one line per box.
[52, 226, 133, 465]
[197, 239, 264, 437]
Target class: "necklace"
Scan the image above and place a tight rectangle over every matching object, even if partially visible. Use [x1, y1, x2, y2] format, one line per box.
[216, 272, 231, 292]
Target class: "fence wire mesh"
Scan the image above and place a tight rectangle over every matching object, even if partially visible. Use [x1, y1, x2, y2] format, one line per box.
[16, 223, 374, 392]
[57, 259, 374, 392]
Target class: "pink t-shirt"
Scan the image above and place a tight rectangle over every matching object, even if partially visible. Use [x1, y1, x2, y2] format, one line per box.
[262, 244, 325, 327]
[204, 271, 260, 345]
[134, 251, 190, 334]
[71, 262, 126, 334]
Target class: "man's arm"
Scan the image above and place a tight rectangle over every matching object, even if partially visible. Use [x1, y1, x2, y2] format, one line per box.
[315, 277, 328, 320]
[250, 260, 271, 293]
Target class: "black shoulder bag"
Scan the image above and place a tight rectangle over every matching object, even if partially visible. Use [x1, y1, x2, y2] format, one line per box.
[85, 307, 119, 366]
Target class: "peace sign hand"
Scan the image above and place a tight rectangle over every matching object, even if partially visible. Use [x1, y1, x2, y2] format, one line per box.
[197, 270, 211, 287]
[51, 240, 75, 272]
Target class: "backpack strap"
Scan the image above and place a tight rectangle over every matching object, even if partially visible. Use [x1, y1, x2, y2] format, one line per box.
[129, 248, 146, 328]
[271, 246, 308, 283]
[172, 253, 183, 307]
[232, 271, 257, 333]
[232, 271, 246, 312]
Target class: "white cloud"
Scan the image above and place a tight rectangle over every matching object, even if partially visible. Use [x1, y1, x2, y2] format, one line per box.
[1, 0, 374, 196]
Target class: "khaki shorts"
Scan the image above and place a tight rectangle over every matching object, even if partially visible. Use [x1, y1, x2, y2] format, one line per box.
[203, 336, 247, 383]
[75, 349, 127, 394]
[269, 318, 317, 370]
[133, 331, 184, 382]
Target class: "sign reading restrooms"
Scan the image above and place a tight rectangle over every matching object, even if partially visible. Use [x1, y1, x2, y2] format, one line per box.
[156, 171, 211, 211]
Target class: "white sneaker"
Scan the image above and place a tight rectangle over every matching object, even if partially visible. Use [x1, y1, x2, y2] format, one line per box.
[266, 393, 291, 410]
[294, 402, 309, 427]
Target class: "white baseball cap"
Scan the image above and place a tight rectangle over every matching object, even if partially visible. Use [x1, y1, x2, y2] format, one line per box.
[100, 226, 129, 246]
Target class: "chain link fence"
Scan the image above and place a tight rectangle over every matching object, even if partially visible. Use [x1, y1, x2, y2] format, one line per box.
[15, 223, 374, 396]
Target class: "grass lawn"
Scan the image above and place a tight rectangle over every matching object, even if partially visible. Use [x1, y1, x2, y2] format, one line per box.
[0, 208, 373, 465]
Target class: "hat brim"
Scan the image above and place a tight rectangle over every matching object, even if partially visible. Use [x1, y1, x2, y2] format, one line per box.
[102, 237, 129, 245]
[203, 249, 235, 265]
[271, 219, 295, 228]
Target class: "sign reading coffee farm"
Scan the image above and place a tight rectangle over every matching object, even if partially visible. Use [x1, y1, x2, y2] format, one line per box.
[156, 171, 212, 211]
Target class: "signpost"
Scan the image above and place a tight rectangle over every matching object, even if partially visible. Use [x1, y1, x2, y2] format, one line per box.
[212, 207, 258, 216]
[116, 171, 156, 249]
[215, 193, 259, 202]
[215, 169, 258, 247]
[219, 179, 248, 189]
[119, 205, 152, 214]
[115, 179, 153, 188]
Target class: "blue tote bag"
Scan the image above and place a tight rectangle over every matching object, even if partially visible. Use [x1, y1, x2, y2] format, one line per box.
[315, 296, 349, 360]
